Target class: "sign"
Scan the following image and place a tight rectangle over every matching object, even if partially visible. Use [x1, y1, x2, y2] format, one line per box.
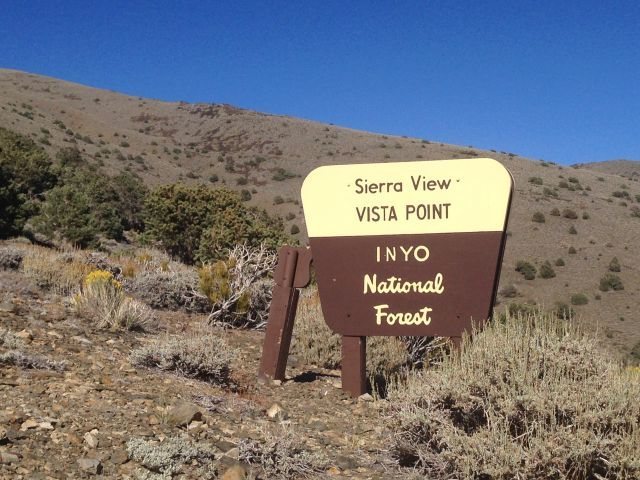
[301, 158, 513, 337]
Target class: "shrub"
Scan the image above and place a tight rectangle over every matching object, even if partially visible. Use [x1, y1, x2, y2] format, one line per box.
[239, 424, 328, 479]
[272, 168, 296, 181]
[569, 225, 577, 234]
[22, 246, 92, 295]
[515, 260, 536, 280]
[558, 180, 569, 188]
[130, 330, 235, 384]
[240, 189, 251, 201]
[538, 261, 555, 279]
[127, 268, 211, 313]
[387, 314, 640, 479]
[568, 246, 577, 254]
[528, 176, 543, 185]
[543, 187, 557, 197]
[550, 207, 561, 216]
[599, 273, 624, 292]
[0, 127, 57, 237]
[498, 284, 518, 298]
[609, 256, 621, 272]
[555, 258, 565, 266]
[531, 211, 545, 223]
[0, 350, 66, 371]
[274, 195, 284, 205]
[143, 184, 288, 264]
[126, 436, 216, 478]
[562, 208, 578, 219]
[202, 244, 277, 328]
[72, 270, 152, 330]
[631, 206, 640, 218]
[0, 246, 23, 270]
[290, 224, 300, 234]
[570, 293, 589, 305]
[553, 301, 574, 319]
[289, 286, 411, 374]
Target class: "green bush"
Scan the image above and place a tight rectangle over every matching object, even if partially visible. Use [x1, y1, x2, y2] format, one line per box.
[570, 293, 589, 305]
[532, 211, 545, 223]
[538, 261, 555, 279]
[562, 208, 578, 219]
[569, 225, 577, 234]
[0, 127, 57, 237]
[609, 256, 621, 272]
[550, 207, 561, 216]
[144, 184, 289, 264]
[553, 301, 574, 319]
[543, 187, 557, 197]
[528, 176, 543, 185]
[568, 246, 577, 254]
[599, 273, 624, 292]
[555, 258, 565, 266]
[33, 166, 143, 247]
[515, 260, 536, 280]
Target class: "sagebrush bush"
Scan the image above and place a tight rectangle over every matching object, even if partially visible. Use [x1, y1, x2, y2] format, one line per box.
[22, 245, 92, 295]
[290, 286, 437, 374]
[127, 267, 210, 313]
[528, 176, 543, 185]
[571, 293, 589, 305]
[0, 245, 23, 270]
[386, 314, 640, 479]
[129, 330, 236, 384]
[126, 436, 216, 478]
[72, 270, 152, 331]
[562, 208, 578, 219]
[531, 211, 545, 223]
[0, 350, 66, 371]
[555, 258, 565, 266]
[550, 207, 561, 216]
[538, 261, 555, 279]
[599, 273, 624, 292]
[609, 256, 621, 272]
[515, 260, 536, 280]
[239, 424, 328, 479]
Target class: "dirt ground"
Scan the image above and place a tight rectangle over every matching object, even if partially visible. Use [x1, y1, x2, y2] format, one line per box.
[0, 269, 407, 479]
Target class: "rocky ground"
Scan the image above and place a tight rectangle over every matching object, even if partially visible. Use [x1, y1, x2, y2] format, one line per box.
[0, 269, 406, 479]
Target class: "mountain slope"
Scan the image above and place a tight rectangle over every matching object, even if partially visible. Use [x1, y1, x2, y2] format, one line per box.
[1, 68, 639, 357]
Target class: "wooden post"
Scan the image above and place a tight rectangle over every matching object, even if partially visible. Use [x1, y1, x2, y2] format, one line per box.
[341, 336, 367, 398]
[258, 246, 312, 382]
[258, 247, 299, 381]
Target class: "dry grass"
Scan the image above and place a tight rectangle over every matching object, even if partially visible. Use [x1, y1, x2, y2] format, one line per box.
[290, 286, 410, 375]
[386, 313, 640, 479]
[72, 270, 153, 331]
[20, 244, 92, 295]
[129, 329, 236, 385]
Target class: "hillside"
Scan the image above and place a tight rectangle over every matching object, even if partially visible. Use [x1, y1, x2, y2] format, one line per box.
[0, 68, 639, 358]
[574, 159, 640, 180]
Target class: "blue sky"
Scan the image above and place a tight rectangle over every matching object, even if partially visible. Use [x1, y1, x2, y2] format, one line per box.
[2, 1, 639, 164]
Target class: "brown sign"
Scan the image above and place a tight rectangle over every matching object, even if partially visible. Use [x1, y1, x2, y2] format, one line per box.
[301, 158, 513, 337]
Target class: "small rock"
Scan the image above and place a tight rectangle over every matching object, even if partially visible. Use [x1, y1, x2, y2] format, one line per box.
[38, 422, 54, 430]
[266, 403, 288, 421]
[84, 431, 99, 449]
[109, 449, 129, 465]
[0, 452, 19, 464]
[20, 418, 38, 431]
[272, 379, 282, 386]
[166, 402, 202, 427]
[224, 447, 240, 460]
[221, 463, 248, 480]
[327, 466, 342, 476]
[77, 458, 102, 475]
[147, 415, 160, 426]
[358, 393, 374, 402]
[15, 330, 33, 343]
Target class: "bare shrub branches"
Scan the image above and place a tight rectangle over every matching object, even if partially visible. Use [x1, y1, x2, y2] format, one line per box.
[202, 243, 277, 329]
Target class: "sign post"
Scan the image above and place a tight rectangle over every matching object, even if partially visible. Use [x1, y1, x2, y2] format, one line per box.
[259, 158, 513, 397]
